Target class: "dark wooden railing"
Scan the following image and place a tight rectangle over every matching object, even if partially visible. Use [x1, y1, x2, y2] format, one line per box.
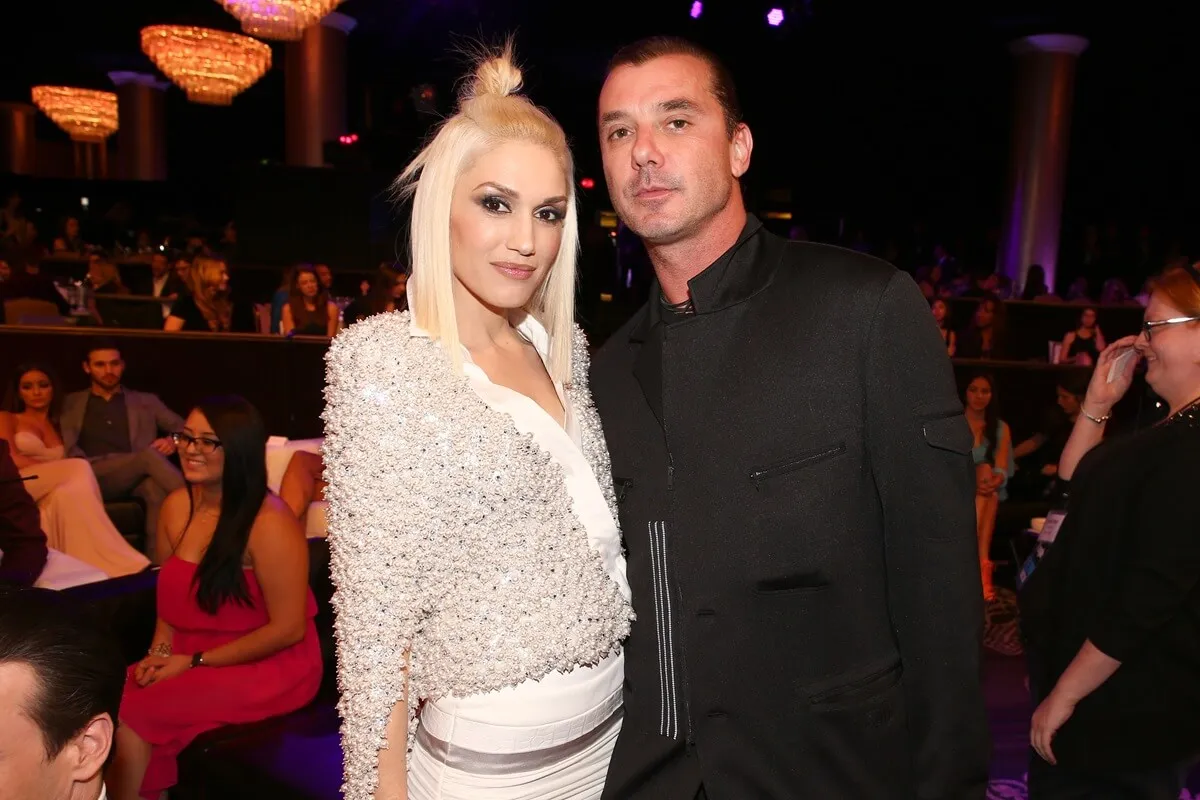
[1, 322, 1152, 447]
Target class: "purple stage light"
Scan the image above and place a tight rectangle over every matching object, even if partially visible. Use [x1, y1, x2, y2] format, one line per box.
[690, 1, 702, 18]
[766, 7, 784, 25]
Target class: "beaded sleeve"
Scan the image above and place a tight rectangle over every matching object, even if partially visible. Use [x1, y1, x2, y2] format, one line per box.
[323, 321, 433, 800]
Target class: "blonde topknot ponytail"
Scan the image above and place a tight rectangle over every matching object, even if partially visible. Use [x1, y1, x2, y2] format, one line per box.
[461, 40, 523, 103]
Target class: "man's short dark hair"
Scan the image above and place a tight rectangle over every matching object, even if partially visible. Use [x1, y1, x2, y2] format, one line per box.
[0, 588, 125, 766]
[84, 337, 122, 363]
[607, 36, 743, 137]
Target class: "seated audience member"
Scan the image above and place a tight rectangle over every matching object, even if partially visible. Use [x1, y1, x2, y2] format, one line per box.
[964, 373, 1012, 601]
[164, 257, 255, 333]
[314, 262, 334, 293]
[279, 449, 326, 528]
[957, 297, 1009, 360]
[85, 257, 130, 326]
[1021, 264, 1061, 302]
[0, 439, 109, 590]
[144, 253, 186, 321]
[1056, 306, 1106, 366]
[342, 263, 407, 327]
[1064, 277, 1093, 303]
[108, 396, 322, 800]
[2, 364, 148, 578]
[87, 257, 128, 296]
[52, 216, 88, 255]
[280, 265, 338, 337]
[0, 257, 10, 283]
[172, 254, 192, 285]
[1010, 372, 1088, 501]
[0, 586, 125, 800]
[931, 298, 956, 356]
[60, 341, 185, 559]
[1100, 277, 1137, 305]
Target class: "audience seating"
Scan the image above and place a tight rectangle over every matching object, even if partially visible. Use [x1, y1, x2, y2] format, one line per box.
[174, 537, 341, 800]
[3, 297, 66, 326]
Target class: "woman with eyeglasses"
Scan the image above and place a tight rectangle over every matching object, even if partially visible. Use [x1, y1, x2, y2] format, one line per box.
[1020, 262, 1200, 798]
[107, 396, 322, 800]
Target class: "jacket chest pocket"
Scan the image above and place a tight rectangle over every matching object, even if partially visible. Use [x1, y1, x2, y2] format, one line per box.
[744, 438, 857, 567]
[750, 442, 847, 493]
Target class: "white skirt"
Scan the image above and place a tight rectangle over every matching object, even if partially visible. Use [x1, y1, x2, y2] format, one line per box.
[407, 709, 622, 800]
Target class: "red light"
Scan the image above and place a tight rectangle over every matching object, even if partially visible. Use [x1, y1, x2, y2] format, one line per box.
[580, 177, 595, 189]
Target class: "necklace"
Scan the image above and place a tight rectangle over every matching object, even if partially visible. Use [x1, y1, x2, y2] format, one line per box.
[1162, 396, 1200, 427]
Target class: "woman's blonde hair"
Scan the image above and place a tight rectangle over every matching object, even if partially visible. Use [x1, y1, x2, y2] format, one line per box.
[392, 41, 578, 382]
[188, 256, 232, 332]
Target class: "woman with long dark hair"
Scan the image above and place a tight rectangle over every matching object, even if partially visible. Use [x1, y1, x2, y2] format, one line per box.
[932, 298, 956, 356]
[342, 263, 408, 327]
[0, 363, 148, 577]
[281, 265, 338, 337]
[1055, 306, 1107, 366]
[964, 373, 1012, 600]
[107, 396, 322, 800]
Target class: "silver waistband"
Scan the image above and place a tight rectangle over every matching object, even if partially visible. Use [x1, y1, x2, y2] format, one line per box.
[414, 708, 622, 776]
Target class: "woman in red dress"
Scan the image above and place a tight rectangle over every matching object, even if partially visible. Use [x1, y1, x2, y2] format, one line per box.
[106, 396, 322, 800]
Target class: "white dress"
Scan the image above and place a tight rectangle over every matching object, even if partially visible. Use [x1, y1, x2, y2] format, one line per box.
[14, 431, 150, 578]
[406, 316, 631, 800]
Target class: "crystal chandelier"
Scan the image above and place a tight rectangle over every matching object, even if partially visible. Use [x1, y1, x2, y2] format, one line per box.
[30, 86, 119, 142]
[140, 25, 272, 106]
[217, 0, 345, 40]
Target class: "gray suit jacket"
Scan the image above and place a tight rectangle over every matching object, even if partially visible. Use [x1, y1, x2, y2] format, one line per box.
[60, 388, 186, 459]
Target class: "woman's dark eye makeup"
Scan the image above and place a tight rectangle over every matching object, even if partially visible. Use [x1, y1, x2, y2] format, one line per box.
[479, 194, 564, 223]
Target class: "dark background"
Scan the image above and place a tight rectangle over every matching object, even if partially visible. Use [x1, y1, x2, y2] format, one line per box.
[1, 0, 1195, 268]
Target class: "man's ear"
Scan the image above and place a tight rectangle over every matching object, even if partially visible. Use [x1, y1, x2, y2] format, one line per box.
[67, 713, 114, 785]
[730, 122, 753, 179]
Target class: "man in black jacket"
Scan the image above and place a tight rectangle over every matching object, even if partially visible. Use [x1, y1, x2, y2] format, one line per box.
[591, 36, 990, 799]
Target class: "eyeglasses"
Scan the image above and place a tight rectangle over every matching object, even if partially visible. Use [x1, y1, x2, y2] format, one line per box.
[1142, 316, 1200, 341]
[171, 432, 223, 455]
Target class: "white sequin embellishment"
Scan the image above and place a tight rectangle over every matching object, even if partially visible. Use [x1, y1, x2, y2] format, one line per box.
[323, 312, 633, 800]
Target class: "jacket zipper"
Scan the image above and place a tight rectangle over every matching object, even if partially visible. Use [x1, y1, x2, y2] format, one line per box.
[661, 326, 695, 746]
[749, 443, 846, 488]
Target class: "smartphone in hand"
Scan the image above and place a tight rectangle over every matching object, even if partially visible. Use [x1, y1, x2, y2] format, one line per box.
[1107, 348, 1137, 384]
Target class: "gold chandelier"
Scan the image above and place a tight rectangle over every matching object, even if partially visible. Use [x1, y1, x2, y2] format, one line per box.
[140, 25, 272, 106]
[30, 86, 119, 142]
[217, 0, 345, 41]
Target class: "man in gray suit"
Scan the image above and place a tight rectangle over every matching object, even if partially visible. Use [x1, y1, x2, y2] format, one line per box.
[60, 340, 185, 561]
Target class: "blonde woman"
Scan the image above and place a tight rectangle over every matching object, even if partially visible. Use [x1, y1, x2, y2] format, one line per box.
[164, 257, 255, 333]
[324, 44, 633, 800]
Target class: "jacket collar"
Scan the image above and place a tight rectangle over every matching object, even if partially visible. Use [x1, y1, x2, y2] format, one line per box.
[629, 214, 778, 342]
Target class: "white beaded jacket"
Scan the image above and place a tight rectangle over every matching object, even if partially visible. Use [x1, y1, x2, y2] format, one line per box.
[322, 311, 634, 800]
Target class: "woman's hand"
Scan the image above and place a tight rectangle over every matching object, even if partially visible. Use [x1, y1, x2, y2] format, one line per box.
[139, 654, 192, 686]
[1031, 688, 1078, 765]
[133, 658, 160, 687]
[1082, 336, 1141, 416]
[975, 463, 996, 495]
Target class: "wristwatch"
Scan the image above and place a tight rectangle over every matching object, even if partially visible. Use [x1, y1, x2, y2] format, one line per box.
[190, 651, 206, 669]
